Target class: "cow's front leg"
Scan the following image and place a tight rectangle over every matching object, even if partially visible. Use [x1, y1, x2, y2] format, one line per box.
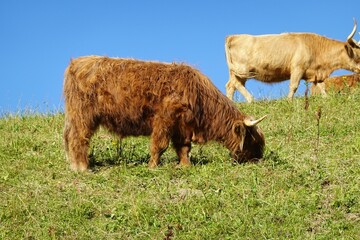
[173, 136, 192, 167]
[148, 116, 171, 168]
[178, 145, 191, 167]
[288, 70, 303, 99]
[148, 132, 170, 168]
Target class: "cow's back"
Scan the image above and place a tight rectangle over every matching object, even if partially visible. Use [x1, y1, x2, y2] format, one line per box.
[226, 34, 306, 82]
[65, 56, 184, 108]
[226, 34, 304, 64]
[63, 56, 217, 137]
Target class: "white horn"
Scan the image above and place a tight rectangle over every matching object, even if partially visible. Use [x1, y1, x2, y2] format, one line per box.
[244, 115, 267, 127]
[347, 18, 357, 41]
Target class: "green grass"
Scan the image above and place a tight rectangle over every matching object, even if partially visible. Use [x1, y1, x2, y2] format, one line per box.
[1, 91, 360, 239]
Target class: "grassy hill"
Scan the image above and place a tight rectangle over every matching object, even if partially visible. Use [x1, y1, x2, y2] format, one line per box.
[1, 91, 360, 239]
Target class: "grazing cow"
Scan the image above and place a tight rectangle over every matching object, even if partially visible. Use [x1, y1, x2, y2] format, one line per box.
[63, 56, 266, 171]
[311, 74, 360, 95]
[225, 19, 360, 103]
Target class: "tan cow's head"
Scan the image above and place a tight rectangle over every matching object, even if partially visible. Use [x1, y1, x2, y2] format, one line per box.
[345, 19, 360, 71]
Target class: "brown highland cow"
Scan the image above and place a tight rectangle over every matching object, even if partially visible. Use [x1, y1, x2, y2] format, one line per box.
[63, 56, 266, 171]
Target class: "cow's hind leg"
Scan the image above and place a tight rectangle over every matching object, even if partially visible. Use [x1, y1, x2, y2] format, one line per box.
[226, 74, 236, 100]
[148, 97, 190, 168]
[233, 76, 253, 103]
[226, 71, 253, 102]
[63, 116, 98, 172]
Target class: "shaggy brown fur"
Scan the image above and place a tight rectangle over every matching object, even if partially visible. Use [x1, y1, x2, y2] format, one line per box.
[63, 56, 265, 171]
[311, 74, 360, 95]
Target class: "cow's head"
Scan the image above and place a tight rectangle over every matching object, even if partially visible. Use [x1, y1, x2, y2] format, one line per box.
[345, 19, 360, 71]
[231, 115, 266, 163]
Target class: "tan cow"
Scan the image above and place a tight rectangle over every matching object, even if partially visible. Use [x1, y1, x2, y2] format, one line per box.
[63, 56, 266, 172]
[311, 74, 360, 95]
[225, 20, 360, 103]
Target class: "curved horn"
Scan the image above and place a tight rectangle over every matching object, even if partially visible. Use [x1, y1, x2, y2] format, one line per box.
[244, 115, 267, 127]
[347, 18, 357, 41]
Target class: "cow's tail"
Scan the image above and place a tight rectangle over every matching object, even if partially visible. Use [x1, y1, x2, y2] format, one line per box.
[63, 59, 89, 112]
[225, 36, 250, 79]
[63, 60, 71, 101]
[225, 36, 234, 72]
[63, 60, 75, 156]
[63, 59, 77, 104]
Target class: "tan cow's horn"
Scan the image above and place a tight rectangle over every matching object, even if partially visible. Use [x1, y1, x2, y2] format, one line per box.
[244, 115, 267, 127]
[347, 18, 357, 41]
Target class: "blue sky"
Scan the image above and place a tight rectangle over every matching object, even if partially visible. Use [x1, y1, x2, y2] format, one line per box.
[0, 1, 359, 114]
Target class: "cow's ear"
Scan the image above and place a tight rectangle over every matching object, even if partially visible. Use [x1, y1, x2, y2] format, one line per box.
[233, 121, 245, 135]
[232, 121, 246, 151]
[345, 44, 355, 58]
[234, 124, 241, 134]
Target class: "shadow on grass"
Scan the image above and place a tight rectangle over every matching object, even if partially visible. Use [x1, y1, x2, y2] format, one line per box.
[88, 144, 150, 171]
[88, 153, 150, 169]
[229, 149, 285, 166]
[190, 155, 212, 166]
[262, 150, 287, 166]
[88, 147, 214, 171]
[187, 145, 212, 166]
[88, 144, 278, 171]
[88, 153, 213, 171]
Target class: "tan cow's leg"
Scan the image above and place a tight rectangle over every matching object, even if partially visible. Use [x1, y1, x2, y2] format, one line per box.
[316, 82, 327, 96]
[225, 71, 236, 100]
[233, 77, 254, 103]
[288, 70, 304, 99]
[226, 71, 254, 102]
